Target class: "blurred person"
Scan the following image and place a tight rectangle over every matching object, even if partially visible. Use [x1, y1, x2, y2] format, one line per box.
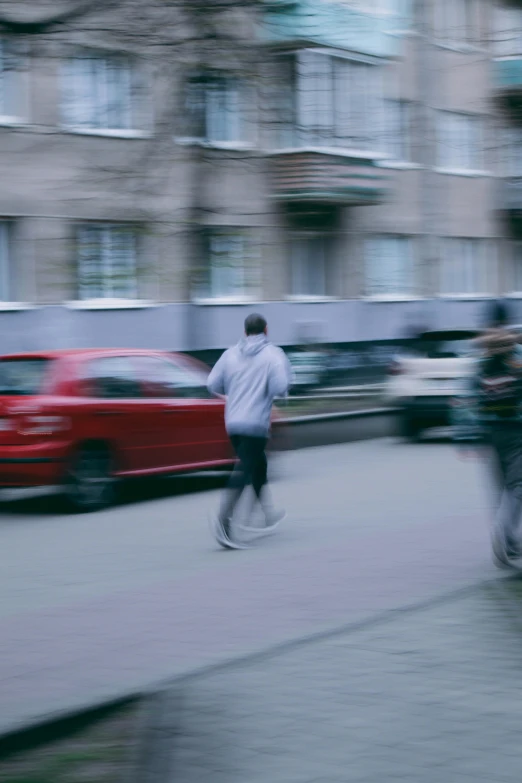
[207, 313, 292, 549]
[452, 299, 522, 567]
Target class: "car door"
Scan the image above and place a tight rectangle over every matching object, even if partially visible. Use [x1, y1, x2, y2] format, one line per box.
[133, 354, 231, 470]
[171, 356, 232, 465]
[80, 356, 151, 474]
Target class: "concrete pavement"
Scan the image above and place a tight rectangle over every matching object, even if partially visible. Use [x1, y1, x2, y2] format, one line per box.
[162, 579, 522, 782]
[0, 439, 502, 734]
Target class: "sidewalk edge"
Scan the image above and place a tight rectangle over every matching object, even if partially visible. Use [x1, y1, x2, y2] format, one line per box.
[0, 694, 142, 761]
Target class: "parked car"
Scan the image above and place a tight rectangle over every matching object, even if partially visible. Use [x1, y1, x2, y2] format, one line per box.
[0, 349, 235, 510]
[384, 329, 479, 440]
[287, 350, 327, 393]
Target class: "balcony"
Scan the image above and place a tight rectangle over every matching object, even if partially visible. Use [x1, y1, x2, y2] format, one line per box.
[494, 57, 522, 96]
[269, 149, 390, 206]
[262, 0, 399, 58]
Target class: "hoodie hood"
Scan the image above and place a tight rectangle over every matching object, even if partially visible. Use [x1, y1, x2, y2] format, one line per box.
[238, 334, 268, 357]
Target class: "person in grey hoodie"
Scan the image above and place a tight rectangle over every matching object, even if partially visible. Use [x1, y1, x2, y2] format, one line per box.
[207, 313, 292, 549]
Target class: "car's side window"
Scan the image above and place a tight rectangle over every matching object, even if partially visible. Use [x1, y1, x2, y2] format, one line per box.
[134, 356, 212, 399]
[84, 357, 143, 399]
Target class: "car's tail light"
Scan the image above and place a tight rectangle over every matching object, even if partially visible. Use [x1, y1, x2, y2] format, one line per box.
[387, 360, 404, 376]
[18, 415, 71, 437]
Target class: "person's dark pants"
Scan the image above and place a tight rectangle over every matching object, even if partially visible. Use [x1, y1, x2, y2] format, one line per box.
[219, 435, 268, 530]
[488, 423, 522, 549]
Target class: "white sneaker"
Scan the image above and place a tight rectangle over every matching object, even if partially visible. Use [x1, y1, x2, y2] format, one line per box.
[211, 516, 248, 550]
[264, 507, 287, 527]
[238, 508, 286, 538]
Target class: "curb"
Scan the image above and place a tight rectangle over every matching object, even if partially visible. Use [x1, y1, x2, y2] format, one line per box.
[0, 694, 143, 762]
[278, 407, 398, 425]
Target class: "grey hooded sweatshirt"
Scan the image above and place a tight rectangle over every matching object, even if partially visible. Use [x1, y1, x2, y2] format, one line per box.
[207, 334, 292, 437]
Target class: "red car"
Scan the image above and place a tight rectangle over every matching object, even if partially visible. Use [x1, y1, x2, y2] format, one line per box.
[0, 349, 235, 511]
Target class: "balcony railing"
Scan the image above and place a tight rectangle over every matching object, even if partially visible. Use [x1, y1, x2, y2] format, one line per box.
[269, 149, 390, 206]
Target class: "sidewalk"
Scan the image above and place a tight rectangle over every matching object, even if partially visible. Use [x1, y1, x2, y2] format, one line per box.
[152, 577, 522, 783]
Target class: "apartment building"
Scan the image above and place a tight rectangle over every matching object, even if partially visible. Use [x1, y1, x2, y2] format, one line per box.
[0, 0, 518, 354]
[495, 1, 522, 292]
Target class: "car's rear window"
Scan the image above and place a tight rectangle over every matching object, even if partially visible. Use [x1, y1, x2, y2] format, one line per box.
[0, 358, 52, 395]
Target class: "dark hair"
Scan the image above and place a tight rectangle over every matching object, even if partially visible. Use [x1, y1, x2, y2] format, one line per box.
[244, 313, 267, 336]
[484, 299, 510, 329]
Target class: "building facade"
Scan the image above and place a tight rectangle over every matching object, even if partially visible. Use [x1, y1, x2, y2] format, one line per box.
[0, 0, 520, 354]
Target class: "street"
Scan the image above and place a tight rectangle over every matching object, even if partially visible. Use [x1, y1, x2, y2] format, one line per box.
[0, 438, 502, 736]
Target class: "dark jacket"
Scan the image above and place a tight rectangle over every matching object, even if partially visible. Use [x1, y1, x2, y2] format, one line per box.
[452, 329, 522, 443]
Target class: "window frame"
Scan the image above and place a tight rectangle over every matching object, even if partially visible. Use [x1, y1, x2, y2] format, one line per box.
[193, 228, 258, 303]
[365, 235, 416, 297]
[384, 98, 411, 162]
[436, 110, 482, 172]
[501, 127, 522, 177]
[0, 39, 26, 123]
[280, 50, 384, 155]
[181, 71, 251, 146]
[434, 0, 477, 45]
[62, 49, 138, 135]
[288, 232, 338, 299]
[439, 237, 489, 297]
[76, 223, 139, 302]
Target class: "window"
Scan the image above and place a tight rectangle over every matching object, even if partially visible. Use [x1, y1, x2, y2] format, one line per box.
[365, 236, 414, 296]
[197, 231, 254, 299]
[384, 100, 410, 161]
[501, 128, 522, 177]
[279, 51, 382, 152]
[184, 73, 247, 144]
[0, 39, 23, 120]
[134, 356, 211, 399]
[493, 7, 522, 56]
[434, 0, 477, 44]
[290, 235, 335, 297]
[0, 223, 11, 301]
[440, 238, 488, 295]
[437, 112, 481, 170]
[63, 52, 134, 131]
[77, 225, 138, 300]
[0, 359, 51, 396]
[84, 357, 142, 399]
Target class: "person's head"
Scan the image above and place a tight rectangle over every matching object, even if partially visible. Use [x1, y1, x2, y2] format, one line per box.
[484, 299, 510, 330]
[244, 313, 267, 337]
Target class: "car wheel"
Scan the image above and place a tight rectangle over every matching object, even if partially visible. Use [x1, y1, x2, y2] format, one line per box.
[64, 444, 116, 512]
